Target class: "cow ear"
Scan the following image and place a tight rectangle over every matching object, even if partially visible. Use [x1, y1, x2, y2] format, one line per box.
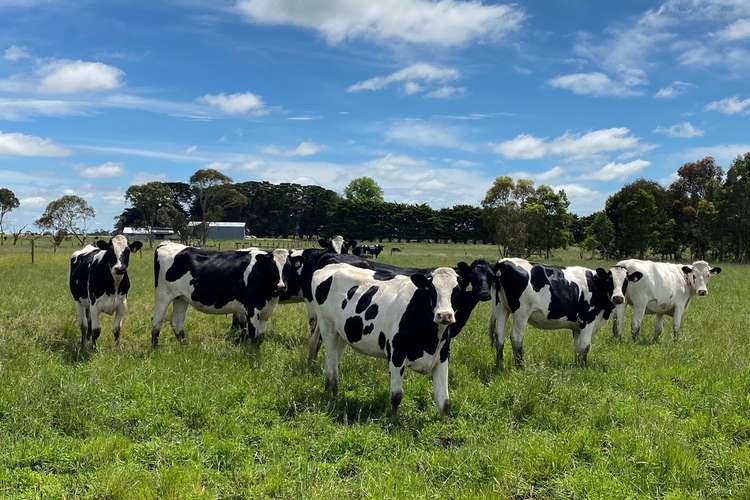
[129, 241, 143, 252]
[96, 240, 109, 250]
[682, 265, 693, 274]
[410, 273, 431, 289]
[710, 266, 722, 275]
[595, 267, 609, 280]
[455, 261, 470, 277]
[628, 271, 643, 282]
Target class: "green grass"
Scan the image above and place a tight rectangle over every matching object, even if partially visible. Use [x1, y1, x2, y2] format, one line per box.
[1, 242, 749, 498]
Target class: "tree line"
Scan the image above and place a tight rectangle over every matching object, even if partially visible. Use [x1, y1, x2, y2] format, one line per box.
[2, 152, 748, 262]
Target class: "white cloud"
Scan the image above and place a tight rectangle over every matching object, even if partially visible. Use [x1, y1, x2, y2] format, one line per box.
[491, 127, 649, 160]
[716, 18, 750, 40]
[199, 92, 267, 115]
[552, 183, 607, 215]
[508, 165, 565, 183]
[38, 60, 124, 93]
[679, 143, 750, 165]
[75, 162, 125, 178]
[185, 144, 198, 154]
[132, 171, 168, 184]
[580, 159, 651, 181]
[234, 0, 525, 47]
[0, 98, 87, 120]
[704, 96, 750, 115]
[425, 85, 466, 99]
[385, 120, 466, 149]
[654, 81, 694, 99]
[653, 121, 704, 138]
[262, 140, 323, 157]
[348, 63, 460, 97]
[0, 131, 70, 156]
[3, 45, 30, 61]
[74, 144, 207, 162]
[287, 115, 321, 121]
[548, 72, 642, 97]
[19, 196, 47, 208]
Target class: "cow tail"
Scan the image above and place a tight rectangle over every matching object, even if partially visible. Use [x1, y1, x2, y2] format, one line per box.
[153, 248, 160, 288]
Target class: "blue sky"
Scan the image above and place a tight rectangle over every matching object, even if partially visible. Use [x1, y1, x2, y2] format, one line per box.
[2, 0, 750, 231]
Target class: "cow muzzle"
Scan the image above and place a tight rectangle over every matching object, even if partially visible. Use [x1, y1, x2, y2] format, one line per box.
[697, 289, 707, 297]
[274, 284, 288, 295]
[435, 311, 456, 325]
[114, 266, 126, 275]
[612, 296, 624, 305]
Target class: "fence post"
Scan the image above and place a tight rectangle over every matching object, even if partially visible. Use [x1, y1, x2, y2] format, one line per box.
[31, 239, 35, 264]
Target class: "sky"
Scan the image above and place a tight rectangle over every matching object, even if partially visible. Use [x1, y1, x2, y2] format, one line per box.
[1, 0, 750, 231]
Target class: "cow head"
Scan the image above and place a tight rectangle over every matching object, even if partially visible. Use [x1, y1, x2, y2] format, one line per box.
[96, 235, 142, 277]
[682, 260, 721, 296]
[343, 239, 358, 254]
[609, 265, 643, 305]
[455, 260, 493, 302]
[318, 235, 348, 254]
[282, 249, 305, 299]
[256, 249, 291, 296]
[411, 267, 459, 325]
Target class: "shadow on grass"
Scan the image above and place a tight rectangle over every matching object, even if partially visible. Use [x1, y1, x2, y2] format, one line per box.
[37, 322, 94, 365]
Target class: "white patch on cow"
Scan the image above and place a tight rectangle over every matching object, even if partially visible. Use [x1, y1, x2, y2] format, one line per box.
[610, 266, 628, 305]
[272, 249, 290, 290]
[331, 235, 345, 254]
[430, 267, 459, 325]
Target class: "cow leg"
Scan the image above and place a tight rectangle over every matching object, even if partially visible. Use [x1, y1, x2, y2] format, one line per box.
[75, 303, 88, 350]
[630, 303, 647, 341]
[89, 307, 101, 352]
[432, 358, 450, 418]
[672, 304, 685, 340]
[321, 322, 346, 395]
[170, 298, 188, 342]
[574, 325, 593, 364]
[612, 303, 626, 338]
[307, 316, 322, 362]
[653, 314, 664, 341]
[151, 296, 171, 348]
[490, 307, 509, 369]
[389, 361, 405, 422]
[113, 298, 127, 350]
[510, 314, 529, 368]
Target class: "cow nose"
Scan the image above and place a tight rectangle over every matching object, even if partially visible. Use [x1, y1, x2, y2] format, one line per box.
[478, 290, 491, 301]
[613, 296, 624, 304]
[698, 290, 707, 296]
[114, 267, 125, 275]
[435, 312, 455, 325]
[275, 284, 287, 294]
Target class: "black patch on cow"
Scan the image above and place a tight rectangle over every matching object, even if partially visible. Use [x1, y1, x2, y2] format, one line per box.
[364, 303, 379, 320]
[439, 338, 451, 363]
[344, 316, 364, 343]
[69, 251, 96, 302]
[385, 340, 392, 362]
[346, 285, 358, 300]
[530, 265, 549, 292]
[391, 285, 439, 367]
[154, 250, 160, 288]
[355, 286, 379, 313]
[315, 276, 333, 305]
[530, 265, 582, 324]
[378, 332, 386, 350]
[584, 270, 615, 323]
[363, 323, 374, 336]
[341, 299, 347, 309]
[495, 261, 530, 313]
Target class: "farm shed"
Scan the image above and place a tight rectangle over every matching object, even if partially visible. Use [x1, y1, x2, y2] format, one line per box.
[188, 221, 246, 240]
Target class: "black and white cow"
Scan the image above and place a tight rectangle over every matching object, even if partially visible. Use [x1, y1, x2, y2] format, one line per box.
[611, 259, 722, 341]
[152, 242, 291, 346]
[318, 235, 356, 255]
[489, 258, 618, 367]
[310, 259, 493, 419]
[361, 245, 384, 259]
[69, 235, 143, 350]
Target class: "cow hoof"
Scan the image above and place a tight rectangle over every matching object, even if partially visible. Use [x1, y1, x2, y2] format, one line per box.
[439, 401, 450, 418]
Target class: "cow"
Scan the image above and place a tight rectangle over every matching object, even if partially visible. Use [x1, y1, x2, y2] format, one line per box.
[310, 259, 493, 420]
[69, 235, 143, 351]
[318, 235, 356, 255]
[362, 244, 385, 259]
[391, 247, 402, 255]
[610, 259, 722, 341]
[489, 258, 618, 367]
[152, 242, 291, 346]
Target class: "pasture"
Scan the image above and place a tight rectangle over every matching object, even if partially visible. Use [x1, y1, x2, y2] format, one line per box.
[1, 241, 749, 498]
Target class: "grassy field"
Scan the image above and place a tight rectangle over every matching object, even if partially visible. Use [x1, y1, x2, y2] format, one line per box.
[1, 241, 749, 498]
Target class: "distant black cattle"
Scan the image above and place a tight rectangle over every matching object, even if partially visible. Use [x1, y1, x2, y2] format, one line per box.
[69, 235, 143, 350]
[361, 244, 384, 258]
[152, 242, 291, 346]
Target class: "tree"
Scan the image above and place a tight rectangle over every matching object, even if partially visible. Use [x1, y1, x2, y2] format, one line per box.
[0, 188, 19, 246]
[482, 176, 526, 256]
[723, 153, 750, 262]
[606, 179, 669, 258]
[125, 182, 174, 248]
[585, 212, 614, 258]
[344, 177, 384, 203]
[36, 195, 95, 247]
[190, 168, 246, 245]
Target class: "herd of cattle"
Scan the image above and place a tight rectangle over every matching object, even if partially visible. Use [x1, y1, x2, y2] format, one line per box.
[69, 234, 721, 419]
